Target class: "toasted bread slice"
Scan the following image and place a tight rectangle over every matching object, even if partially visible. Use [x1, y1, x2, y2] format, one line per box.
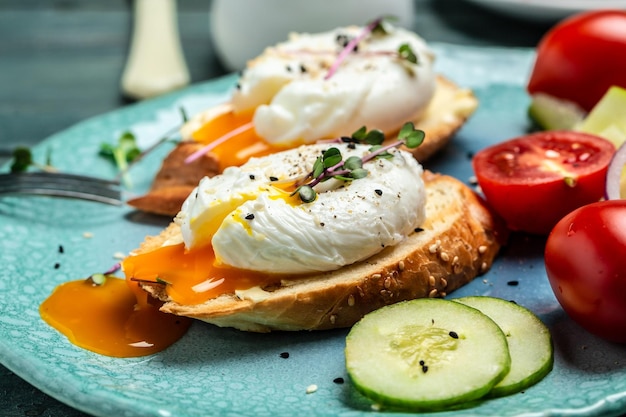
[130, 171, 504, 332]
[128, 75, 478, 217]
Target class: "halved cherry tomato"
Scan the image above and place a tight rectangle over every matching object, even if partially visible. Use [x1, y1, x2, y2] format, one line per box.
[545, 200, 626, 344]
[527, 10, 626, 112]
[472, 131, 614, 235]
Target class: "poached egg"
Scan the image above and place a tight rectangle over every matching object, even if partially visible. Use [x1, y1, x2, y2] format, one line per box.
[231, 24, 436, 147]
[176, 142, 426, 274]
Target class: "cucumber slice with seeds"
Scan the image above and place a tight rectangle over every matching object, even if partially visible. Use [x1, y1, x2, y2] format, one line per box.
[345, 298, 511, 411]
[455, 296, 553, 398]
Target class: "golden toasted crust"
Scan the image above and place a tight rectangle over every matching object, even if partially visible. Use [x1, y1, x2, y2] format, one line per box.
[130, 76, 478, 217]
[131, 172, 505, 332]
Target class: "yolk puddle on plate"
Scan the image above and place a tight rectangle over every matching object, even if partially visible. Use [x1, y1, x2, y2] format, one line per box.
[40, 276, 192, 358]
[191, 108, 285, 170]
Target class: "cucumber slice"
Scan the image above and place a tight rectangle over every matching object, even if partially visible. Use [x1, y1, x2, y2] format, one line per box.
[345, 298, 511, 411]
[578, 86, 626, 148]
[528, 93, 585, 131]
[455, 296, 553, 398]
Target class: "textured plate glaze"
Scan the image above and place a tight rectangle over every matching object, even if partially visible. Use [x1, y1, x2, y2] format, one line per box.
[1, 44, 625, 417]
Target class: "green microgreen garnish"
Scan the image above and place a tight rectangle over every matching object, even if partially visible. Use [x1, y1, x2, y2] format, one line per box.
[100, 131, 141, 186]
[291, 122, 425, 202]
[86, 263, 121, 286]
[10, 146, 56, 173]
[324, 16, 420, 80]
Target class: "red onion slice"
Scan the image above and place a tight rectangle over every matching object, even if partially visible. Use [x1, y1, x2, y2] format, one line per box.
[606, 142, 626, 200]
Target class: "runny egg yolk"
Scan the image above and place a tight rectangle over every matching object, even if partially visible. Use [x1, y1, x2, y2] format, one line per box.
[121, 242, 287, 306]
[39, 276, 192, 357]
[190, 109, 285, 170]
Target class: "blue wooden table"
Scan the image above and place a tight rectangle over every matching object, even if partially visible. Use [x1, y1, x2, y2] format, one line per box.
[0, 1, 555, 415]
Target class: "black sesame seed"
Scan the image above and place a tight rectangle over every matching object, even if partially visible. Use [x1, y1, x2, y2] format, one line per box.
[374, 189, 383, 196]
[269, 176, 278, 182]
[249, 174, 256, 180]
[320, 222, 325, 227]
[507, 280, 519, 286]
[449, 331, 459, 339]
[286, 65, 292, 72]
[54, 263, 60, 269]
[300, 64, 307, 73]
[347, 143, 356, 150]
[235, 83, 241, 90]
[280, 352, 290, 359]
[245, 213, 255, 220]
[333, 377, 345, 384]
[419, 360, 425, 366]
[58, 245, 64, 254]
[414, 227, 424, 233]
[422, 365, 429, 373]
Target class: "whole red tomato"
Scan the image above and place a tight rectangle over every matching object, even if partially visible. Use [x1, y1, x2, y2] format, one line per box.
[545, 200, 626, 344]
[472, 131, 614, 235]
[527, 10, 626, 112]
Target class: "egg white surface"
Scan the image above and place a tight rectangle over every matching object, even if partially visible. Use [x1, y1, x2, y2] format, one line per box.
[231, 24, 436, 147]
[177, 143, 426, 274]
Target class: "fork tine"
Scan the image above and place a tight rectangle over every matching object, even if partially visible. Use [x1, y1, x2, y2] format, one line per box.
[0, 172, 123, 205]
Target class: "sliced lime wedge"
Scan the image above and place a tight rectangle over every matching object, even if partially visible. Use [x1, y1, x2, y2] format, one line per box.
[578, 86, 626, 148]
[528, 93, 586, 131]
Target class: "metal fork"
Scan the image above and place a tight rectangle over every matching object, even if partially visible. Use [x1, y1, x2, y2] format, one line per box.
[0, 172, 123, 205]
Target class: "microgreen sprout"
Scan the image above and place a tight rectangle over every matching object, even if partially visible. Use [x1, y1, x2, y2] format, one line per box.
[86, 263, 121, 286]
[324, 17, 420, 80]
[291, 122, 425, 202]
[10, 146, 56, 173]
[100, 131, 141, 186]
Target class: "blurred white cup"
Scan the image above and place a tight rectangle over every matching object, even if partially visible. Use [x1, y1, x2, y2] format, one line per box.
[209, 0, 415, 72]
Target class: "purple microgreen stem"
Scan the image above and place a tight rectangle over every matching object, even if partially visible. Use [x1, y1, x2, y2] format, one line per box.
[185, 121, 255, 164]
[324, 17, 384, 80]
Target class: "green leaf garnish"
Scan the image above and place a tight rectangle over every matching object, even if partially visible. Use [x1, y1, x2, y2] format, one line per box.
[100, 131, 141, 187]
[291, 122, 425, 202]
[398, 43, 418, 65]
[10, 147, 33, 173]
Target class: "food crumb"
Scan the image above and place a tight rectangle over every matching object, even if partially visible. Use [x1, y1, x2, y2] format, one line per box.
[113, 252, 126, 260]
[306, 384, 318, 394]
[371, 403, 382, 411]
[83, 232, 94, 238]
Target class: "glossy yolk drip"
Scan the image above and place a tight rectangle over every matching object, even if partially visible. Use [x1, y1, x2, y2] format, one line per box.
[39, 277, 192, 358]
[122, 242, 283, 306]
[190, 109, 285, 171]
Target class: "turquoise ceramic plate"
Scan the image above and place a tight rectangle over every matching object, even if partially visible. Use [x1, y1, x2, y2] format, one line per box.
[1, 44, 625, 417]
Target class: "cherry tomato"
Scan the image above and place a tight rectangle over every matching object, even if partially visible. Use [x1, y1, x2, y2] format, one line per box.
[527, 10, 626, 112]
[545, 200, 626, 344]
[472, 131, 614, 235]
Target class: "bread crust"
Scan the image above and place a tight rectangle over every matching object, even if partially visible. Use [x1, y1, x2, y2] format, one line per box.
[130, 76, 478, 217]
[130, 172, 505, 332]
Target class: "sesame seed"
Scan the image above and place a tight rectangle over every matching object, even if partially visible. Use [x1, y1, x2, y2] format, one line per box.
[428, 244, 438, 254]
[428, 289, 438, 298]
[374, 189, 383, 196]
[249, 174, 255, 180]
[245, 213, 255, 220]
[414, 227, 424, 233]
[452, 256, 459, 264]
[507, 280, 519, 286]
[329, 314, 337, 324]
[481, 261, 488, 272]
[384, 277, 391, 289]
[449, 331, 459, 339]
[478, 245, 488, 254]
[83, 232, 93, 238]
[58, 245, 64, 254]
[347, 294, 355, 307]
[398, 261, 405, 271]
[441, 278, 448, 288]
[53, 263, 60, 269]
[269, 176, 278, 181]
[306, 384, 318, 394]
[280, 352, 290, 359]
[333, 377, 345, 384]
[440, 252, 450, 262]
[429, 275, 436, 287]
[371, 273, 382, 280]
